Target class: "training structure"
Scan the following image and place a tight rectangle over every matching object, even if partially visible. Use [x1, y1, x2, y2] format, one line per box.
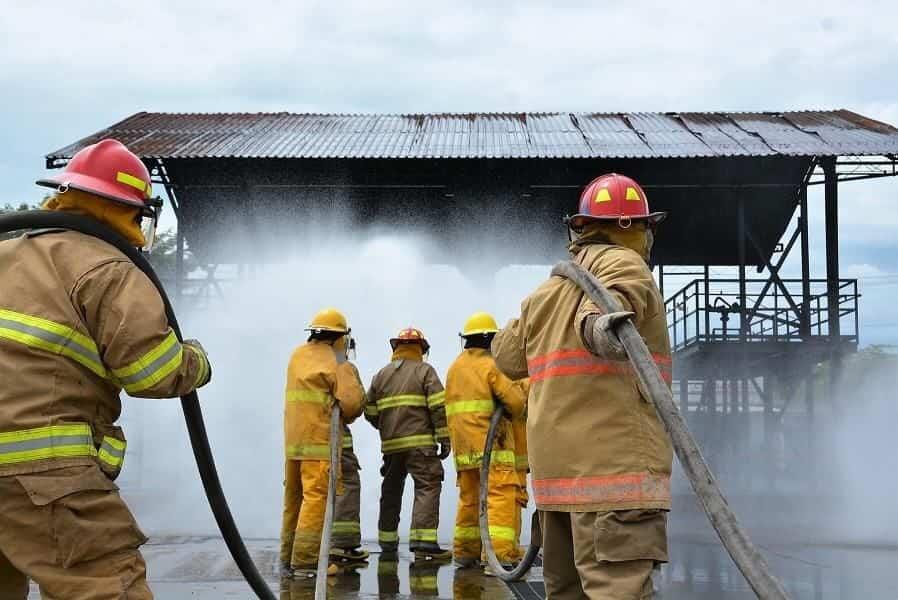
[47, 110, 898, 502]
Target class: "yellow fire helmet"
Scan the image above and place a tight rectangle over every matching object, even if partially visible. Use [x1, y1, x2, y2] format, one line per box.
[461, 312, 499, 337]
[306, 308, 350, 334]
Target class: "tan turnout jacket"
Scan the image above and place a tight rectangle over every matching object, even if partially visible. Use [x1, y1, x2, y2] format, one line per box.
[444, 348, 526, 471]
[492, 243, 673, 512]
[284, 340, 365, 460]
[0, 230, 210, 479]
[366, 345, 449, 454]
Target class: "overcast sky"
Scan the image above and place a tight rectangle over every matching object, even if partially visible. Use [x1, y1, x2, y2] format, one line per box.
[2, 0, 897, 341]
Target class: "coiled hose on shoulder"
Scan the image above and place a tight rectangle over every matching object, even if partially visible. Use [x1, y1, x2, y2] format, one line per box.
[0, 211, 276, 600]
[479, 406, 541, 582]
[551, 260, 791, 600]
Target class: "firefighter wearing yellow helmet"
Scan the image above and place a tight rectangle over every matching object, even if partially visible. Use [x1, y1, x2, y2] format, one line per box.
[280, 308, 366, 578]
[445, 312, 527, 571]
[0, 139, 211, 599]
[492, 174, 673, 598]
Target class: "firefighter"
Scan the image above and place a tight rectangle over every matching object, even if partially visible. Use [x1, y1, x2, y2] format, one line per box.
[366, 327, 451, 559]
[445, 312, 526, 571]
[492, 173, 673, 599]
[280, 308, 365, 578]
[0, 139, 212, 599]
[328, 424, 368, 564]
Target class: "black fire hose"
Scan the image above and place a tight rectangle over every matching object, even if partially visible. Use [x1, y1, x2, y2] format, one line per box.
[0, 211, 276, 600]
[552, 260, 791, 600]
[479, 407, 541, 582]
[314, 408, 342, 598]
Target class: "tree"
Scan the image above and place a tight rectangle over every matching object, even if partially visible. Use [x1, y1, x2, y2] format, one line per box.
[146, 229, 199, 282]
[0, 203, 37, 241]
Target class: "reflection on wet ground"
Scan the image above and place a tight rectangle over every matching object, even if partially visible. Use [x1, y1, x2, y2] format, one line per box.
[27, 538, 898, 598]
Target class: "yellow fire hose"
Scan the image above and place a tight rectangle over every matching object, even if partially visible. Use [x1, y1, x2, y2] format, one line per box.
[551, 260, 791, 600]
[479, 406, 542, 581]
[314, 407, 343, 598]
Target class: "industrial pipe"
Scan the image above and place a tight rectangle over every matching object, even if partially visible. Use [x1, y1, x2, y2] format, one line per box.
[479, 406, 541, 582]
[551, 260, 791, 600]
[314, 408, 342, 598]
[0, 211, 276, 600]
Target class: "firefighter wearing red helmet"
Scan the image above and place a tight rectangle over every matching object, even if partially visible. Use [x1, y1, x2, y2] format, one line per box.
[0, 139, 211, 599]
[493, 173, 673, 598]
[365, 326, 452, 560]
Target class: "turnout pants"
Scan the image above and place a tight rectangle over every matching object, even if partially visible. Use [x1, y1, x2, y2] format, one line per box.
[280, 459, 331, 568]
[540, 509, 668, 600]
[512, 470, 529, 560]
[331, 447, 361, 549]
[454, 468, 519, 563]
[378, 447, 444, 550]
[0, 465, 152, 600]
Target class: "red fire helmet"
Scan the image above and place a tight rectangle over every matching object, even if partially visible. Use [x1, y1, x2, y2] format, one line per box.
[566, 173, 666, 229]
[390, 327, 430, 353]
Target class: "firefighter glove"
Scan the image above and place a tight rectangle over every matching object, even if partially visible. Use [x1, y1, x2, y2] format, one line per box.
[183, 338, 212, 386]
[438, 441, 451, 460]
[583, 311, 633, 360]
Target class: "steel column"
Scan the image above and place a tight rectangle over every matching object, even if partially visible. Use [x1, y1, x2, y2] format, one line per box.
[823, 158, 840, 340]
[799, 185, 812, 337]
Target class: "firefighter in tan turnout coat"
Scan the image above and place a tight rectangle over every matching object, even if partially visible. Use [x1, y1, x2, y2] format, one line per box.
[492, 173, 673, 599]
[0, 139, 212, 600]
[366, 327, 451, 559]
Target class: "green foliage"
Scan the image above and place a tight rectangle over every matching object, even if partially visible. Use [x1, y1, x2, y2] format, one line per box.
[146, 229, 199, 281]
[0, 203, 38, 241]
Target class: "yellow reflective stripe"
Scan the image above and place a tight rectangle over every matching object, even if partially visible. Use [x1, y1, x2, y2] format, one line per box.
[454, 526, 480, 540]
[342, 435, 353, 449]
[112, 330, 183, 393]
[454, 450, 516, 468]
[364, 404, 379, 416]
[332, 521, 360, 534]
[0, 308, 106, 377]
[285, 389, 331, 404]
[515, 455, 529, 470]
[377, 394, 427, 410]
[488, 525, 516, 541]
[382, 434, 436, 453]
[410, 576, 438, 588]
[409, 528, 438, 542]
[286, 444, 331, 459]
[0, 423, 96, 465]
[435, 427, 449, 439]
[98, 448, 123, 468]
[427, 391, 446, 409]
[445, 399, 494, 416]
[379, 530, 399, 542]
[116, 171, 151, 197]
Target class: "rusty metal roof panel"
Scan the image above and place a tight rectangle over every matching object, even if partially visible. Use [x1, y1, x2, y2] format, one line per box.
[46, 110, 898, 162]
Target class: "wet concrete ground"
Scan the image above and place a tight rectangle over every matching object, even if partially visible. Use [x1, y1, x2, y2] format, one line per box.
[27, 537, 898, 598]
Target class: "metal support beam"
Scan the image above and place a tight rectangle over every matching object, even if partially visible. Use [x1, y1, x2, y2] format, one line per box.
[176, 225, 184, 305]
[799, 185, 812, 337]
[737, 194, 747, 341]
[823, 158, 841, 341]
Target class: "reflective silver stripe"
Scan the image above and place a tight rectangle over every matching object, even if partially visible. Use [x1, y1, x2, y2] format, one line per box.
[0, 316, 105, 375]
[99, 440, 126, 460]
[114, 340, 181, 387]
[0, 434, 93, 454]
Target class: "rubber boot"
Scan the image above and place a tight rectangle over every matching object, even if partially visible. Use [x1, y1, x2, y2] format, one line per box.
[292, 564, 340, 578]
[411, 542, 451, 561]
[330, 546, 370, 563]
[454, 557, 480, 569]
[484, 561, 516, 577]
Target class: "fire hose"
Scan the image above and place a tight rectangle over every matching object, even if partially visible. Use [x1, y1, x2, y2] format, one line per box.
[314, 408, 342, 599]
[479, 407, 542, 582]
[551, 260, 791, 600]
[0, 211, 276, 600]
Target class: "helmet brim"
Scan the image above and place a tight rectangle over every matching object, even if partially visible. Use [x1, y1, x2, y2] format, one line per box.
[460, 329, 499, 337]
[390, 338, 430, 352]
[565, 211, 667, 230]
[37, 174, 149, 209]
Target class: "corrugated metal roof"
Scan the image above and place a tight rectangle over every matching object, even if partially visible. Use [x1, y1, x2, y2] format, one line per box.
[46, 110, 898, 162]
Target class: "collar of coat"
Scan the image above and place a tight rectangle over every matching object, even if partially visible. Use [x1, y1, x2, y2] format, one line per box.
[391, 344, 424, 362]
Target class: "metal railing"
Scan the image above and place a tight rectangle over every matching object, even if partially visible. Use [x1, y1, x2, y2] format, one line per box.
[665, 278, 859, 352]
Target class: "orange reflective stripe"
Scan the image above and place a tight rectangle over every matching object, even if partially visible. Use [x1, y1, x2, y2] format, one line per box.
[533, 472, 670, 506]
[528, 348, 672, 384]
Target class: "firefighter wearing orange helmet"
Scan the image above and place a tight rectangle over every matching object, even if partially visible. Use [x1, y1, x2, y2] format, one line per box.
[445, 312, 527, 572]
[493, 174, 673, 598]
[280, 308, 365, 578]
[0, 139, 211, 599]
[365, 327, 451, 559]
